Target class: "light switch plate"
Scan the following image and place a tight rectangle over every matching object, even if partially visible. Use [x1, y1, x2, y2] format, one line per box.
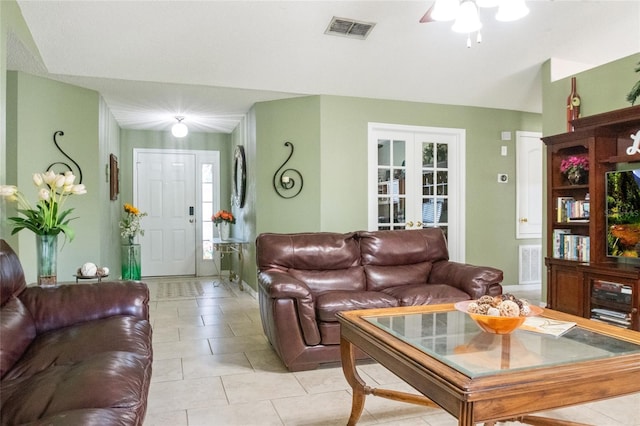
[501, 146, 508, 156]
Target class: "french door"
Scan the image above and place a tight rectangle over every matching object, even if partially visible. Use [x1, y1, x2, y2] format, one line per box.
[368, 123, 466, 261]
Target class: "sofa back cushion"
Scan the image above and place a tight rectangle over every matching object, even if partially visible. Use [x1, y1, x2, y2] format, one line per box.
[256, 232, 365, 292]
[359, 228, 449, 291]
[1, 240, 36, 378]
[1, 296, 36, 378]
[1, 240, 27, 306]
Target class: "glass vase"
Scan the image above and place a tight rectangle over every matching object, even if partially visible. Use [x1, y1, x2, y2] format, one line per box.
[36, 234, 58, 286]
[121, 244, 141, 280]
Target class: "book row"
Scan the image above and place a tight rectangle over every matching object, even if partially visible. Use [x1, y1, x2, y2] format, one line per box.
[556, 196, 590, 222]
[552, 229, 590, 261]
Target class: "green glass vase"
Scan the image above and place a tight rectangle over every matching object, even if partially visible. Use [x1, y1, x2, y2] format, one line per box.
[121, 244, 141, 280]
[36, 234, 58, 286]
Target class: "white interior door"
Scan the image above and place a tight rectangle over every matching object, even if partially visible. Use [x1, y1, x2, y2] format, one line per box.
[516, 131, 543, 239]
[135, 151, 196, 276]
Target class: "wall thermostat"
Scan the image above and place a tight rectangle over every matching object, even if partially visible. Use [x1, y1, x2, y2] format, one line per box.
[498, 173, 508, 183]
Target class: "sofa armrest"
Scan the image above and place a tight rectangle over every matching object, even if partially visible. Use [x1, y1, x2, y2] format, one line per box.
[19, 281, 150, 334]
[429, 261, 503, 299]
[258, 270, 320, 341]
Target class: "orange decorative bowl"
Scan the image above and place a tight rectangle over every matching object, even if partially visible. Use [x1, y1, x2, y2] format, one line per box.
[454, 300, 543, 334]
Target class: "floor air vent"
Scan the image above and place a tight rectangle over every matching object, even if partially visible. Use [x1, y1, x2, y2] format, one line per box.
[519, 245, 542, 285]
[325, 17, 375, 40]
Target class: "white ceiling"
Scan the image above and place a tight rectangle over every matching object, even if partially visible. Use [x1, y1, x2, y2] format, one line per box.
[9, 0, 640, 134]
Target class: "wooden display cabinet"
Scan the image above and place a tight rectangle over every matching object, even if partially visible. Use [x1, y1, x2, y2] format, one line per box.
[543, 105, 640, 330]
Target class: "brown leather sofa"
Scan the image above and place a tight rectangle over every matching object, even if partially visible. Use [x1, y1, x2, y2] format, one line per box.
[257, 228, 503, 371]
[0, 239, 152, 426]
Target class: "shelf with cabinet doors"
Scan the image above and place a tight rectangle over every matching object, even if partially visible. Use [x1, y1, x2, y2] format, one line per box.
[542, 105, 640, 331]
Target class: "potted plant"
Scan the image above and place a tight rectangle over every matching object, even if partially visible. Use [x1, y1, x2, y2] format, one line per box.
[560, 155, 589, 185]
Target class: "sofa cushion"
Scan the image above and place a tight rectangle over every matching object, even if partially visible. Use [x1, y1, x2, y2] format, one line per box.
[0, 296, 36, 378]
[4, 315, 152, 381]
[289, 266, 366, 293]
[382, 283, 470, 305]
[364, 262, 432, 292]
[359, 228, 449, 266]
[256, 232, 360, 271]
[0, 351, 150, 426]
[0, 240, 27, 306]
[316, 290, 398, 322]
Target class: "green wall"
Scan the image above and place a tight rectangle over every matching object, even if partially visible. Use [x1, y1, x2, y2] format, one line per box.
[245, 95, 542, 290]
[542, 53, 640, 137]
[7, 72, 101, 284]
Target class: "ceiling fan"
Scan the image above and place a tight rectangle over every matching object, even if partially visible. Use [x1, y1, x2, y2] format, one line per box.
[419, 0, 529, 46]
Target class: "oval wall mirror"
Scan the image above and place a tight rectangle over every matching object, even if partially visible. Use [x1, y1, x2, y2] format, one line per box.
[232, 145, 246, 208]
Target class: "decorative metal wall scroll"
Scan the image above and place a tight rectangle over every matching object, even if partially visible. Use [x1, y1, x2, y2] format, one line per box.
[46, 130, 83, 183]
[273, 141, 303, 199]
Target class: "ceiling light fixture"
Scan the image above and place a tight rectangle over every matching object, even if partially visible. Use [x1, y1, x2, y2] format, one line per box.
[430, 0, 529, 47]
[171, 116, 188, 138]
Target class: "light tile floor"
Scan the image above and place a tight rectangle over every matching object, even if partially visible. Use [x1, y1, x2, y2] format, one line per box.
[143, 277, 640, 426]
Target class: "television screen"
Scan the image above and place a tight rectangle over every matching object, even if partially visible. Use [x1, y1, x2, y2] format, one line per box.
[606, 169, 640, 258]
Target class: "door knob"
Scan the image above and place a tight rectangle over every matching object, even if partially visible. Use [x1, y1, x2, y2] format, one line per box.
[406, 221, 414, 228]
[416, 221, 423, 227]
[519, 217, 528, 223]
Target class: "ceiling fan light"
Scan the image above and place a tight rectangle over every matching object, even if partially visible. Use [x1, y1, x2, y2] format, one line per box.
[496, 0, 529, 22]
[452, 0, 482, 33]
[171, 117, 188, 138]
[431, 0, 460, 22]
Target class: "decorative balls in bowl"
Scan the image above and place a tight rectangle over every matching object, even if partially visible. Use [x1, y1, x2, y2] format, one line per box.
[454, 294, 543, 335]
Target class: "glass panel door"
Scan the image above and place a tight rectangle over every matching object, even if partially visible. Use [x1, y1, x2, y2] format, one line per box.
[376, 138, 407, 230]
[420, 140, 449, 238]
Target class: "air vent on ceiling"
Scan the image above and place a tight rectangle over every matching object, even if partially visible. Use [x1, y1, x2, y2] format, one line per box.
[325, 17, 375, 40]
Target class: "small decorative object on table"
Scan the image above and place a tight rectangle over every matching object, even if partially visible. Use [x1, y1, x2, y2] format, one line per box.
[455, 293, 543, 334]
[0, 171, 87, 286]
[560, 155, 589, 185]
[119, 203, 147, 280]
[75, 263, 109, 282]
[212, 209, 235, 241]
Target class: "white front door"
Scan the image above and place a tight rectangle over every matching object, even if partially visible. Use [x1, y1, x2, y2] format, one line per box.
[516, 131, 543, 239]
[135, 151, 197, 276]
[368, 123, 466, 262]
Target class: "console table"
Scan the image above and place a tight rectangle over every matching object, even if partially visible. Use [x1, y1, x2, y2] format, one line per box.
[212, 237, 248, 291]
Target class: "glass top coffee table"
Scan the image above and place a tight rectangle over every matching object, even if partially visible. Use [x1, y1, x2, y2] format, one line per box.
[337, 304, 640, 426]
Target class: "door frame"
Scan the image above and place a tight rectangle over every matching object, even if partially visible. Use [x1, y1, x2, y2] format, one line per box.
[133, 148, 220, 276]
[367, 122, 466, 262]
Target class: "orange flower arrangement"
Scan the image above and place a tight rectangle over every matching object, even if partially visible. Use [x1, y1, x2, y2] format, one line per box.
[212, 209, 235, 224]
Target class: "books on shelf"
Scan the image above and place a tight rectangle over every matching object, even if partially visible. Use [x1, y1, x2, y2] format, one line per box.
[556, 197, 590, 222]
[552, 229, 589, 261]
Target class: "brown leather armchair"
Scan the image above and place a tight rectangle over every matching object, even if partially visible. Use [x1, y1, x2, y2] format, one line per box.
[257, 228, 503, 371]
[0, 239, 152, 425]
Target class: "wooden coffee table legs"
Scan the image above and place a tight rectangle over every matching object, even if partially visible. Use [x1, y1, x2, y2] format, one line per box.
[340, 336, 439, 425]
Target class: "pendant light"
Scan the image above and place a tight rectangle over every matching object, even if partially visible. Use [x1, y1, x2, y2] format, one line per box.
[451, 0, 482, 34]
[171, 116, 188, 138]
